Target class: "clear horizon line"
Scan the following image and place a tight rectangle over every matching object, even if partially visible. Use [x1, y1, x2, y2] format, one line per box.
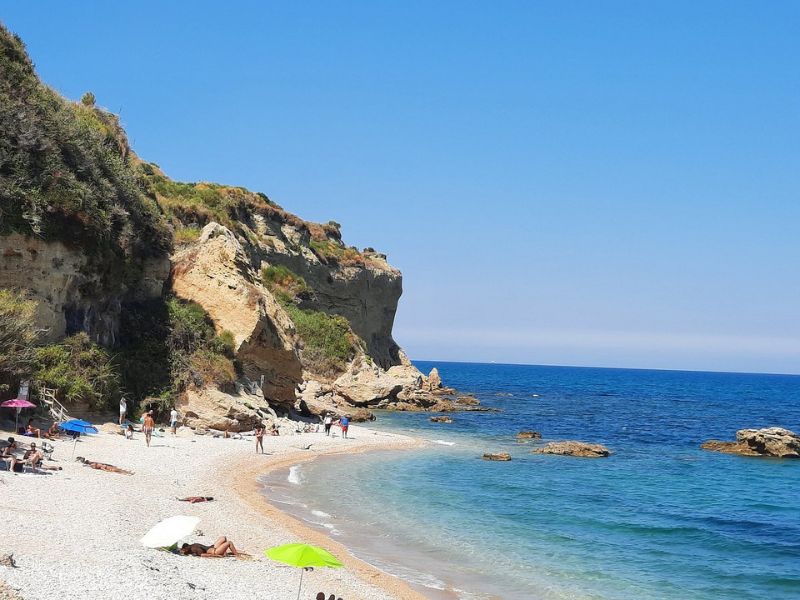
[409, 358, 800, 378]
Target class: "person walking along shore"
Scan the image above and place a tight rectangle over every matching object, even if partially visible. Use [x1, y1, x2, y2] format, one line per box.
[143, 411, 155, 447]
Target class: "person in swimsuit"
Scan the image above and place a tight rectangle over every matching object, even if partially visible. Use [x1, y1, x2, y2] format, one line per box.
[25, 419, 41, 438]
[177, 496, 214, 503]
[143, 411, 155, 447]
[1, 437, 18, 472]
[255, 424, 265, 454]
[179, 536, 239, 558]
[77, 457, 133, 475]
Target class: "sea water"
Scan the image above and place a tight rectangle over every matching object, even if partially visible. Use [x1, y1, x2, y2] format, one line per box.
[262, 363, 800, 599]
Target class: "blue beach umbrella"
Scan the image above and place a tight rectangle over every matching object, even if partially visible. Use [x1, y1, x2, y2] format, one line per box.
[59, 419, 99, 457]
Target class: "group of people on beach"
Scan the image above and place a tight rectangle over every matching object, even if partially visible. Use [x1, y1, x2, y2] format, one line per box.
[323, 413, 349, 438]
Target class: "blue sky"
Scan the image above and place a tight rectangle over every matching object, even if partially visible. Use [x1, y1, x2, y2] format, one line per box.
[4, 2, 799, 374]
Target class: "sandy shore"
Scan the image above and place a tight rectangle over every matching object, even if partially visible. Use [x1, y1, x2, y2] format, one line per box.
[0, 423, 428, 600]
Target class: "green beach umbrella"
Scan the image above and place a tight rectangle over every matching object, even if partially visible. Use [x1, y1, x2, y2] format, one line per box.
[265, 543, 343, 600]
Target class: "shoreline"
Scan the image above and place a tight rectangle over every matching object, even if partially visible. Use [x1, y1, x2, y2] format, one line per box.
[0, 423, 433, 600]
[227, 433, 432, 600]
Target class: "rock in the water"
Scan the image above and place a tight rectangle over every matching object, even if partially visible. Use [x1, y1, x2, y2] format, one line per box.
[516, 430, 542, 440]
[426, 367, 442, 390]
[482, 452, 512, 461]
[532, 441, 611, 458]
[701, 427, 800, 458]
[430, 416, 453, 423]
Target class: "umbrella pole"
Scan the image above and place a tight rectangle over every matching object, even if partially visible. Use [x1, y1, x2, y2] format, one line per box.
[71, 435, 77, 459]
[14, 408, 19, 433]
[296, 568, 304, 600]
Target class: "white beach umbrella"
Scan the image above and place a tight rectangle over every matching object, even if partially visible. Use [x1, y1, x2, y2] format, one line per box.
[140, 515, 200, 548]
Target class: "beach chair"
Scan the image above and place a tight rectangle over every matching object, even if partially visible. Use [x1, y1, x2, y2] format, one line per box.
[40, 441, 54, 460]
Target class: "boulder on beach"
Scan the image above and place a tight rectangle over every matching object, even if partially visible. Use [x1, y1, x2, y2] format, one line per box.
[482, 452, 512, 461]
[430, 416, 453, 423]
[516, 430, 541, 440]
[701, 427, 800, 458]
[532, 441, 611, 458]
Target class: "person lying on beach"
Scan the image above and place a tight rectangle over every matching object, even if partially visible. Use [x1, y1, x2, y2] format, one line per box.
[125, 424, 134, 440]
[76, 457, 133, 475]
[179, 536, 239, 558]
[177, 496, 214, 503]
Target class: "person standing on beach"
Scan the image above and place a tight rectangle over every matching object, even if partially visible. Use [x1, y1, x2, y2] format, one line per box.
[119, 397, 127, 425]
[143, 411, 155, 447]
[255, 423, 265, 454]
[323, 413, 333, 436]
[170, 407, 179, 435]
[339, 415, 350, 439]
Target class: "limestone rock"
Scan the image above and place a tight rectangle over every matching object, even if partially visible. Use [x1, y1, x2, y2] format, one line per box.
[532, 441, 611, 458]
[179, 385, 274, 432]
[0, 233, 168, 345]
[482, 452, 511, 461]
[427, 368, 442, 391]
[430, 416, 453, 423]
[333, 356, 426, 405]
[701, 427, 800, 458]
[517, 430, 542, 440]
[171, 223, 303, 407]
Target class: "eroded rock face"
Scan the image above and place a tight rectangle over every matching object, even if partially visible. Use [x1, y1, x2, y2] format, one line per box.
[532, 441, 611, 458]
[701, 428, 800, 458]
[171, 224, 303, 407]
[0, 234, 168, 345]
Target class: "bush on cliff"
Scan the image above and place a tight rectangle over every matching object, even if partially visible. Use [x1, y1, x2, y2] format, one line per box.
[116, 297, 237, 407]
[0, 24, 171, 262]
[261, 265, 308, 300]
[0, 289, 38, 394]
[282, 303, 357, 376]
[34, 333, 121, 410]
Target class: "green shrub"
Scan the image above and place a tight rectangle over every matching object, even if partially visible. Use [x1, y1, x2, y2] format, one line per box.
[35, 333, 121, 410]
[0, 289, 38, 393]
[283, 304, 356, 374]
[116, 297, 237, 407]
[174, 226, 202, 245]
[0, 25, 171, 263]
[261, 265, 308, 298]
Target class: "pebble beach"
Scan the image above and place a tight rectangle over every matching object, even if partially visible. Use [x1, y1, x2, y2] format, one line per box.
[0, 423, 425, 600]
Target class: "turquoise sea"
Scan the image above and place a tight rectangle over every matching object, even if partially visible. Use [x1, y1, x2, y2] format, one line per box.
[263, 362, 800, 599]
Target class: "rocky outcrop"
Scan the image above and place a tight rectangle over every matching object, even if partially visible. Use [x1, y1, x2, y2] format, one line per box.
[0, 234, 168, 345]
[701, 427, 800, 458]
[483, 453, 511, 461]
[517, 431, 542, 440]
[171, 224, 303, 407]
[178, 385, 276, 432]
[532, 441, 611, 458]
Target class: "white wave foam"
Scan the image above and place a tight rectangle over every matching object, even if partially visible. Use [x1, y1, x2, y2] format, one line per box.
[311, 509, 331, 518]
[287, 465, 303, 485]
[431, 439, 455, 446]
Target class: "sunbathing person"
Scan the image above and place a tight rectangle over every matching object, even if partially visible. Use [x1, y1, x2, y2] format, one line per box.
[177, 496, 214, 503]
[76, 457, 134, 475]
[25, 419, 41, 438]
[1, 437, 18, 471]
[22, 443, 61, 471]
[179, 536, 239, 558]
[44, 422, 61, 439]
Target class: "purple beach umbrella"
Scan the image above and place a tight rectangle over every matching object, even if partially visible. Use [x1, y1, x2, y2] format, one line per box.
[1, 398, 37, 432]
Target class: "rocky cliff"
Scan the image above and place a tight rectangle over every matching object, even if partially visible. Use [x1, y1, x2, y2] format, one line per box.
[0, 23, 460, 428]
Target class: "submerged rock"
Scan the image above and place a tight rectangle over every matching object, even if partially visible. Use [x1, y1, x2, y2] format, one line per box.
[482, 452, 512, 461]
[516, 430, 542, 440]
[532, 441, 611, 458]
[430, 416, 453, 423]
[701, 427, 800, 458]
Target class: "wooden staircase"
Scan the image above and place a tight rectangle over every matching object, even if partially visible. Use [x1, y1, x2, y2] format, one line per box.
[36, 384, 70, 422]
